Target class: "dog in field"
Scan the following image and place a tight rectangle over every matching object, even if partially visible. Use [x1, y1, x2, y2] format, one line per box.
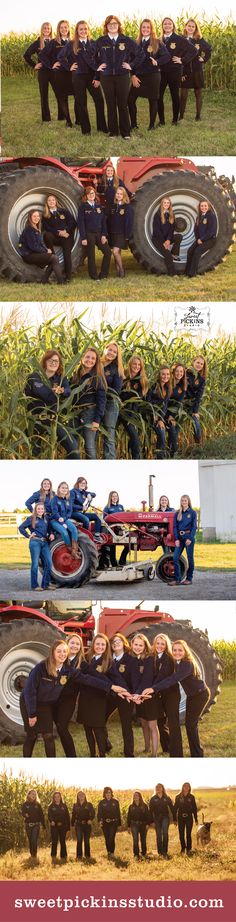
[197, 813, 213, 847]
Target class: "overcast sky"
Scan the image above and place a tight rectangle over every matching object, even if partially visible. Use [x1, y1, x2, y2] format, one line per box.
[1, 758, 235, 790]
[1, 302, 236, 336]
[2, 3, 235, 34]
[0, 460, 199, 511]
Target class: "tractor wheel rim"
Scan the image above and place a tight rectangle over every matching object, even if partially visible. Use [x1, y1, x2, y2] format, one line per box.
[52, 543, 85, 579]
[0, 643, 50, 724]
[7, 185, 79, 262]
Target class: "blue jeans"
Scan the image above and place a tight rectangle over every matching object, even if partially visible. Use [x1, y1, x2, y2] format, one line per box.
[168, 422, 179, 456]
[155, 816, 169, 855]
[123, 421, 141, 459]
[32, 419, 80, 459]
[77, 407, 99, 460]
[192, 413, 202, 443]
[26, 823, 40, 857]
[73, 510, 102, 534]
[103, 396, 120, 459]
[130, 823, 147, 857]
[50, 519, 78, 545]
[173, 539, 195, 582]
[29, 538, 51, 589]
[153, 422, 166, 458]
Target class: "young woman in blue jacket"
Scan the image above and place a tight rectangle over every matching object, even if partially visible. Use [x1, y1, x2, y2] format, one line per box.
[71, 347, 107, 459]
[77, 186, 111, 280]
[18, 211, 63, 283]
[166, 363, 187, 456]
[130, 634, 158, 757]
[58, 20, 107, 134]
[152, 198, 182, 275]
[39, 19, 73, 126]
[147, 365, 172, 458]
[25, 478, 54, 516]
[151, 633, 182, 757]
[157, 16, 197, 125]
[180, 20, 212, 122]
[186, 354, 207, 443]
[23, 22, 55, 122]
[172, 495, 197, 584]
[141, 639, 210, 758]
[98, 163, 129, 206]
[50, 482, 80, 558]
[120, 354, 149, 459]
[18, 501, 53, 591]
[94, 15, 144, 138]
[101, 342, 124, 458]
[25, 348, 80, 459]
[107, 187, 133, 277]
[129, 19, 171, 131]
[42, 193, 76, 281]
[185, 201, 217, 277]
[70, 476, 102, 539]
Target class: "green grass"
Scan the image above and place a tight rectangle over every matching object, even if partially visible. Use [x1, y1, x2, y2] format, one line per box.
[0, 245, 235, 302]
[0, 540, 235, 570]
[0, 683, 235, 759]
[184, 434, 236, 459]
[2, 79, 236, 157]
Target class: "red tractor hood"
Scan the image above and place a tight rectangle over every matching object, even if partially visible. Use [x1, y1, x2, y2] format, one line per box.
[104, 511, 175, 524]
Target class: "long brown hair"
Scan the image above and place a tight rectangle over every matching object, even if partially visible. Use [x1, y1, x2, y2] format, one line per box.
[73, 348, 107, 390]
[31, 502, 47, 529]
[125, 355, 149, 396]
[172, 363, 187, 391]
[56, 19, 70, 42]
[104, 164, 119, 189]
[190, 354, 208, 379]
[50, 791, 64, 805]
[132, 790, 147, 811]
[39, 479, 54, 503]
[172, 640, 200, 678]
[155, 783, 168, 797]
[73, 21, 91, 52]
[160, 198, 175, 225]
[154, 365, 172, 397]
[103, 786, 113, 797]
[26, 211, 41, 231]
[57, 481, 70, 500]
[183, 19, 202, 39]
[160, 18, 175, 40]
[176, 495, 192, 521]
[110, 632, 130, 652]
[130, 633, 151, 660]
[137, 19, 159, 54]
[40, 349, 64, 375]
[101, 342, 125, 378]
[197, 201, 211, 223]
[103, 15, 122, 35]
[106, 490, 120, 507]
[45, 640, 69, 678]
[87, 633, 112, 672]
[39, 22, 53, 49]
[73, 477, 88, 490]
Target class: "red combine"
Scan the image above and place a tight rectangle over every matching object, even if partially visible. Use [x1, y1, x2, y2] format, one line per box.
[0, 155, 235, 279]
[0, 602, 222, 744]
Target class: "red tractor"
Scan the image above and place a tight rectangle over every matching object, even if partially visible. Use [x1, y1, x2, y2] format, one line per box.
[0, 602, 222, 744]
[45, 476, 189, 588]
[0, 155, 235, 279]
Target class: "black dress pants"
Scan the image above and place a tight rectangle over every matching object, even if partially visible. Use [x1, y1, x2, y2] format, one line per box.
[158, 71, 181, 123]
[85, 232, 111, 279]
[84, 724, 107, 757]
[185, 238, 215, 277]
[185, 687, 210, 757]
[100, 74, 131, 136]
[106, 697, 134, 757]
[102, 822, 117, 854]
[43, 230, 74, 280]
[76, 824, 91, 858]
[153, 234, 182, 274]
[51, 825, 67, 858]
[72, 73, 107, 133]
[22, 252, 63, 282]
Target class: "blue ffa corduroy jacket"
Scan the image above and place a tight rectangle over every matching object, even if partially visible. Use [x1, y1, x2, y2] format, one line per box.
[134, 38, 171, 74]
[152, 658, 206, 698]
[19, 226, 48, 257]
[18, 516, 49, 540]
[173, 508, 197, 541]
[39, 37, 70, 68]
[108, 203, 133, 239]
[22, 659, 112, 717]
[23, 37, 49, 69]
[152, 211, 176, 244]
[77, 202, 107, 239]
[103, 502, 124, 515]
[160, 32, 198, 73]
[72, 370, 107, 424]
[25, 372, 70, 415]
[42, 208, 76, 235]
[104, 361, 123, 394]
[147, 382, 170, 420]
[94, 33, 144, 76]
[194, 211, 217, 242]
[186, 370, 205, 413]
[58, 39, 96, 75]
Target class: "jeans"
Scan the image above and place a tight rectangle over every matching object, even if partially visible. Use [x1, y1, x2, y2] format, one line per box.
[130, 824, 147, 857]
[50, 519, 78, 545]
[155, 816, 169, 855]
[73, 509, 102, 534]
[77, 407, 100, 460]
[178, 816, 193, 852]
[102, 822, 117, 854]
[168, 422, 180, 456]
[173, 538, 195, 582]
[51, 826, 67, 858]
[29, 538, 51, 589]
[76, 824, 91, 858]
[103, 396, 120, 459]
[26, 823, 40, 857]
[153, 422, 166, 458]
[122, 421, 141, 459]
[192, 414, 202, 443]
[31, 418, 80, 459]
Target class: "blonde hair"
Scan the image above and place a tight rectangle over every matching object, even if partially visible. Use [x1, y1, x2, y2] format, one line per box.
[137, 19, 159, 54]
[39, 22, 53, 49]
[66, 633, 85, 668]
[172, 363, 187, 391]
[31, 502, 47, 529]
[114, 188, 130, 205]
[172, 640, 200, 678]
[56, 20, 70, 42]
[57, 482, 70, 500]
[73, 20, 91, 52]
[184, 19, 202, 39]
[43, 195, 60, 219]
[191, 354, 208, 378]
[39, 479, 54, 502]
[125, 354, 149, 397]
[73, 348, 107, 390]
[26, 789, 40, 802]
[161, 18, 175, 40]
[102, 341, 125, 378]
[107, 490, 120, 507]
[152, 632, 173, 659]
[104, 164, 119, 188]
[177, 495, 192, 521]
[160, 198, 175, 225]
[87, 633, 112, 672]
[154, 365, 172, 397]
[130, 633, 151, 659]
[45, 641, 69, 677]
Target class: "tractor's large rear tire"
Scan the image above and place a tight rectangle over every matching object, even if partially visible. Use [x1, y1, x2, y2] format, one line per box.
[49, 532, 99, 588]
[0, 619, 63, 744]
[0, 165, 83, 282]
[130, 169, 236, 274]
[156, 553, 187, 583]
[134, 621, 222, 723]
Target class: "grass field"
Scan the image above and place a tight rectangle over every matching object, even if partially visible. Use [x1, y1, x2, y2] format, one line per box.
[0, 539, 235, 570]
[2, 80, 236, 158]
[0, 683, 235, 759]
[0, 788, 235, 880]
[0, 243, 235, 303]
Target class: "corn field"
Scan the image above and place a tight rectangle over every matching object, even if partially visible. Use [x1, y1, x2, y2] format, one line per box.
[2, 16, 236, 90]
[213, 641, 236, 680]
[0, 311, 235, 459]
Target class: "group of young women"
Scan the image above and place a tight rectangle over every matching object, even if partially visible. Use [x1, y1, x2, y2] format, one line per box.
[20, 631, 209, 760]
[18, 168, 217, 281]
[24, 345, 207, 460]
[19, 477, 197, 589]
[24, 16, 212, 134]
[21, 782, 199, 862]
